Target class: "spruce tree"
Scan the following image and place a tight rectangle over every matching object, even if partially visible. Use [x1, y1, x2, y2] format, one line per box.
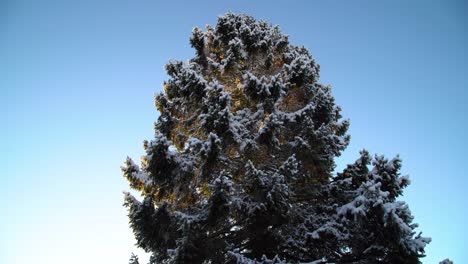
[122, 13, 430, 263]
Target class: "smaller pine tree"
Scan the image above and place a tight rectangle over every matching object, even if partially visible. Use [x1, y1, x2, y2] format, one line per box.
[439, 259, 453, 264]
[129, 253, 140, 264]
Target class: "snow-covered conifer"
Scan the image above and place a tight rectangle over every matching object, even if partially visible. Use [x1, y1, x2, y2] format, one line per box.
[122, 13, 429, 264]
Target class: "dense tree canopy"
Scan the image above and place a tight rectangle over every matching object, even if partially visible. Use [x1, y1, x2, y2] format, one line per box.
[122, 13, 430, 264]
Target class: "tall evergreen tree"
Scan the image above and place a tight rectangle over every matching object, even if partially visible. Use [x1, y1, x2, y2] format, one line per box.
[122, 13, 430, 263]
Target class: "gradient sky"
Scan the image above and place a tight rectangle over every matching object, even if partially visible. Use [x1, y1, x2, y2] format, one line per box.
[2, 1, 467, 263]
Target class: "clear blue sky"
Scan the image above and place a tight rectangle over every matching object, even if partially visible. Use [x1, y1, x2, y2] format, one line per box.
[2, 0, 467, 263]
